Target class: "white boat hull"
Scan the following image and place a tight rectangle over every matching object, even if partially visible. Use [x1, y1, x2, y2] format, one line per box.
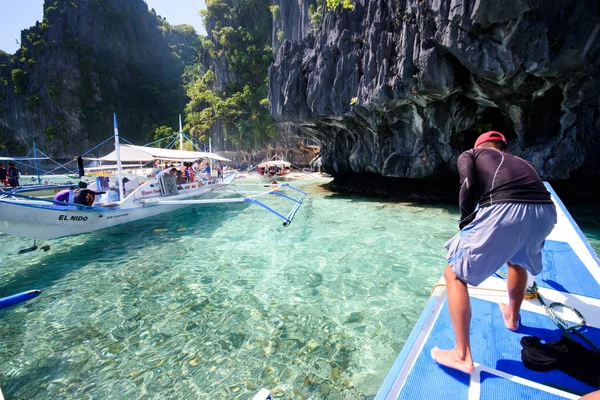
[0, 174, 237, 240]
[0, 200, 194, 239]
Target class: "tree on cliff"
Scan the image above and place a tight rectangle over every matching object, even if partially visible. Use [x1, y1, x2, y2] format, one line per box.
[0, 0, 199, 157]
[184, 0, 276, 151]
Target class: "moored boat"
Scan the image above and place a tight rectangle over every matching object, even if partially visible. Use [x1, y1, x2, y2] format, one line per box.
[0, 172, 239, 239]
[257, 157, 292, 177]
[0, 115, 307, 240]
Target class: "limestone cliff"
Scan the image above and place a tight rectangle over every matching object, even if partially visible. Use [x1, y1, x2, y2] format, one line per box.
[271, 0, 317, 52]
[269, 0, 600, 184]
[0, 0, 196, 158]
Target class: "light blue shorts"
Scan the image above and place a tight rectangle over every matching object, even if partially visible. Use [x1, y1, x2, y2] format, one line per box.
[445, 202, 557, 286]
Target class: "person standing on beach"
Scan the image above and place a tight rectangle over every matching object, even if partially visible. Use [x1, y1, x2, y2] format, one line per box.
[431, 131, 557, 374]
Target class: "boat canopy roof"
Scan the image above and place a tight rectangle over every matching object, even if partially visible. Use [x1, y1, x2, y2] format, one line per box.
[85, 164, 149, 171]
[86, 144, 231, 162]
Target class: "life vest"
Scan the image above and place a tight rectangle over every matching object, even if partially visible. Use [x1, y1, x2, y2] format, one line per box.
[73, 189, 94, 206]
[85, 193, 95, 206]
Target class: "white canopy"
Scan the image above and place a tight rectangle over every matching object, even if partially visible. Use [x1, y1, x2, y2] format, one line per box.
[87, 144, 230, 162]
[86, 164, 149, 171]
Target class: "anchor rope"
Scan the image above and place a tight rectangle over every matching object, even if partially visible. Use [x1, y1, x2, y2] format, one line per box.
[495, 271, 600, 353]
[429, 273, 599, 353]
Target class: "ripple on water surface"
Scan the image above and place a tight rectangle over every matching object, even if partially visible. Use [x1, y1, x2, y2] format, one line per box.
[1, 177, 598, 399]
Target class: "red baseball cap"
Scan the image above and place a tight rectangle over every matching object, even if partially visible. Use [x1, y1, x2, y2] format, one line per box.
[474, 130, 507, 149]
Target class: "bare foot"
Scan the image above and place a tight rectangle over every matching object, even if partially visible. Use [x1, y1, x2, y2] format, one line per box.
[430, 346, 474, 374]
[499, 302, 520, 331]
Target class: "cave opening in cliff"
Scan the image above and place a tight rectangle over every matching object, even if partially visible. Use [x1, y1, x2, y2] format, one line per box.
[457, 107, 515, 151]
[445, 52, 472, 89]
[524, 85, 563, 146]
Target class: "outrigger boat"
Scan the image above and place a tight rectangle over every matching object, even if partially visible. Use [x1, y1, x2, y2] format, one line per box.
[0, 115, 306, 240]
[0, 150, 76, 197]
[257, 157, 291, 177]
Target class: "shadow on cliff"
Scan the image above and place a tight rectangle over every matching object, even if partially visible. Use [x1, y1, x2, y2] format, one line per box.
[322, 172, 600, 207]
[324, 173, 458, 204]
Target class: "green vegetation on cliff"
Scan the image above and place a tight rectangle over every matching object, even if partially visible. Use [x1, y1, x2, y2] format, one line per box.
[184, 0, 276, 150]
[0, 0, 199, 156]
[325, 0, 354, 9]
[0, 0, 280, 156]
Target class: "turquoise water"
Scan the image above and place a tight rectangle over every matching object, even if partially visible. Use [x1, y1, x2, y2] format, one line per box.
[0, 177, 598, 399]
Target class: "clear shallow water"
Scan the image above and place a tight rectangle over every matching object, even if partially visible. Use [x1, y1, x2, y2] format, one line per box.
[0, 177, 598, 399]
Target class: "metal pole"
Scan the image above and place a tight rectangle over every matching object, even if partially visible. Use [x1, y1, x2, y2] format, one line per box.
[33, 140, 41, 184]
[179, 114, 183, 151]
[114, 113, 124, 201]
[208, 137, 213, 172]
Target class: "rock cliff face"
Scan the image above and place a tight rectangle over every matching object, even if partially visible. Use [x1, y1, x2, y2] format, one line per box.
[0, 0, 194, 158]
[269, 0, 600, 185]
[272, 0, 316, 51]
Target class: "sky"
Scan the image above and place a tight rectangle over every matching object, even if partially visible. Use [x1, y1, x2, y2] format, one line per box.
[0, 0, 206, 54]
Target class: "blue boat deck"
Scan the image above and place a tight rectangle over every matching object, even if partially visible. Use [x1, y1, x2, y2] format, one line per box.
[377, 184, 600, 399]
